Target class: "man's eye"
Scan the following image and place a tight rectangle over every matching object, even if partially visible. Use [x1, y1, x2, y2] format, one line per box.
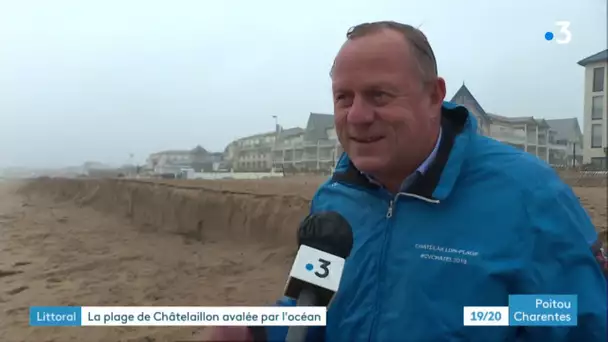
[334, 94, 352, 106]
[372, 91, 390, 101]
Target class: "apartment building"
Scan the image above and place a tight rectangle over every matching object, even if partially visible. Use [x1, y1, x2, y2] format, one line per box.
[227, 127, 304, 171]
[578, 49, 608, 169]
[272, 113, 340, 172]
[451, 84, 569, 164]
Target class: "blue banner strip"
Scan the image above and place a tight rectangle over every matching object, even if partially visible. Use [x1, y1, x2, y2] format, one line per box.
[508, 294, 577, 326]
[30, 306, 82, 326]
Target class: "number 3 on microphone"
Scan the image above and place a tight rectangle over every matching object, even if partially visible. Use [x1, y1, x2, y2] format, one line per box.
[289, 245, 346, 292]
[314, 258, 331, 278]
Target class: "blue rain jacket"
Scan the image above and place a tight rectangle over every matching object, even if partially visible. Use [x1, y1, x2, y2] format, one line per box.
[263, 102, 607, 342]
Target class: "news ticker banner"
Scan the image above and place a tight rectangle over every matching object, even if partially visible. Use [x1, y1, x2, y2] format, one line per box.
[464, 295, 577, 326]
[30, 294, 577, 327]
[29, 306, 326, 327]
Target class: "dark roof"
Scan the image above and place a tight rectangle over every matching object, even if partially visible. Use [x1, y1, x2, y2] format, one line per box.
[451, 85, 552, 127]
[278, 127, 304, 140]
[304, 113, 334, 141]
[577, 49, 608, 66]
[190, 145, 208, 155]
[450, 84, 491, 122]
[546, 118, 581, 141]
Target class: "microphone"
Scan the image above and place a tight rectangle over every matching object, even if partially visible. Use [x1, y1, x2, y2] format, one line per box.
[283, 211, 354, 342]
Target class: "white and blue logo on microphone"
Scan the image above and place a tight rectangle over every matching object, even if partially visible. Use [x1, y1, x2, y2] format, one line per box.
[283, 212, 353, 299]
[305, 258, 331, 279]
[290, 245, 344, 291]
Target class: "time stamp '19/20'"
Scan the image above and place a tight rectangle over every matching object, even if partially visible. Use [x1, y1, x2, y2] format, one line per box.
[545, 21, 572, 44]
[463, 295, 578, 327]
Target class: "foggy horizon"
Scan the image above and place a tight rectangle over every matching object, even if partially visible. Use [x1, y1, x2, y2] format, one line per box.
[1, 0, 606, 169]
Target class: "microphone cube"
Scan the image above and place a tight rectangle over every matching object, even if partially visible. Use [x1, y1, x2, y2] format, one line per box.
[283, 245, 346, 304]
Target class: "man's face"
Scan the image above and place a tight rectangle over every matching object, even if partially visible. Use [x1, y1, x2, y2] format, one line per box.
[331, 29, 445, 178]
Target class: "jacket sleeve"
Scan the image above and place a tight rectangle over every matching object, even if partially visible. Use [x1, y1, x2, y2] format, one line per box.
[518, 180, 607, 341]
[258, 297, 325, 342]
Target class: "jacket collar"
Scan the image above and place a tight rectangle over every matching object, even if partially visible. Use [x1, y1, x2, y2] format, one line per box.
[331, 101, 474, 202]
[361, 126, 442, 189]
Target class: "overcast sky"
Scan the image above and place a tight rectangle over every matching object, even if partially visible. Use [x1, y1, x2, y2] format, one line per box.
[0, 0, 606, 168]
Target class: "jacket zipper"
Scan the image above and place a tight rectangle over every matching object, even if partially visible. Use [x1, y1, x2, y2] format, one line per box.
[332, 181, 438, 341]
[386, 199, 395, 218]
[368, 194, 400, 341]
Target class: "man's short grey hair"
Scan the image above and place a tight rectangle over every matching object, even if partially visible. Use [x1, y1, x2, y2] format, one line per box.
[331, 21, 438, 84]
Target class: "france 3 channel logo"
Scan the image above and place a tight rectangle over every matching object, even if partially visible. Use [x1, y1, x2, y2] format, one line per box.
[544, 21, 572, 44]
[463, 295, 578, 327]
[290, 245, 345, 292]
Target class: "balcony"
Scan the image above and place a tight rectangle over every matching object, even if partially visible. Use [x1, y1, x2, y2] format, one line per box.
[238, 143, 272, 152]
[273, 139, 338, 151]
[273, 147, 338, 163]
[548, 142, 568, 151]
[490, 126, 527, 144]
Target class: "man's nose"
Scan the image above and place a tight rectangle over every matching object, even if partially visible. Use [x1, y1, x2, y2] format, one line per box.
[347, 96, 374, 124]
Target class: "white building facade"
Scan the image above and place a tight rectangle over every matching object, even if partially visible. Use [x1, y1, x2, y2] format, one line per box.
[578, 49, 608, 169]
[271, 113, 341, 172]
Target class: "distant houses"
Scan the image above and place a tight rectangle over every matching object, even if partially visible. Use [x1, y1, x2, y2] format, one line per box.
[223, 127, 305, 172]
[224, 113, 340, 173]
[451, 84, 581, 166]
[207, 95, 584, 174]
[144, 145, 223, 175]
[145, 81, 591, 176]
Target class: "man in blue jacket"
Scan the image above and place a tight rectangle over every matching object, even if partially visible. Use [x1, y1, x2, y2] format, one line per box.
[209, 21, 607, 341]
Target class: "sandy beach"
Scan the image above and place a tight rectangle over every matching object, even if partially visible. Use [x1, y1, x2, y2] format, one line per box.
[0, 177, 605, 342]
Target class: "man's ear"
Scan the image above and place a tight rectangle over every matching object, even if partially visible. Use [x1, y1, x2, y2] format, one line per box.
[432, 77, 446, 106]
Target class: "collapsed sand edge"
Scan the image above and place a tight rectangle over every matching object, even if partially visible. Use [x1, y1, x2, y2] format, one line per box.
[17, 177, 313, 248]
[17, 175, 606, 246]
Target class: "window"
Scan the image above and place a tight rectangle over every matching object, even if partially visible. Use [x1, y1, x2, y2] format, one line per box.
[591, 124, 603, 148]
[593, 67, 605, 92]
[592, 96, 604, 120]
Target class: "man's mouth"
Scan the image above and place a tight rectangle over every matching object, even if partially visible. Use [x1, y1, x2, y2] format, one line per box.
[350, 136, 384, 143]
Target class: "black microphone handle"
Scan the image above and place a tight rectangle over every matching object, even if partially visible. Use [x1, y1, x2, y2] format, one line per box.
[285, 287, 318, 342]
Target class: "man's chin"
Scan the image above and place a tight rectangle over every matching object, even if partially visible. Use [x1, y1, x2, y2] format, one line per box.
[350, 155, 387, 175]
